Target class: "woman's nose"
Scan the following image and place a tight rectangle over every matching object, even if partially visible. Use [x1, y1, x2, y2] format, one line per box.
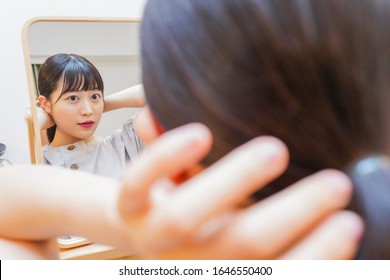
[80, 100, 94, 115]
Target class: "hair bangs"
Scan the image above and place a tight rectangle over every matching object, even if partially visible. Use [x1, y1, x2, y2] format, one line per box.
[61, 58, 104, 94]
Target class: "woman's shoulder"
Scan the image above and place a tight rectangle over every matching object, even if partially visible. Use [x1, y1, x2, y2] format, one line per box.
[102, 117, 143, 155]
[104, 117, 137, 141]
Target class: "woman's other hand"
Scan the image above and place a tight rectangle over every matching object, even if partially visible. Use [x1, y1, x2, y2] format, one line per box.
[36, 102, 55, 130]
[118, 123, 363, 259]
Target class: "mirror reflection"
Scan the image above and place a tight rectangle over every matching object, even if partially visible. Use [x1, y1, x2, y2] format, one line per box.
[25, 19, 143, 172]
[24, 19, 144, 253]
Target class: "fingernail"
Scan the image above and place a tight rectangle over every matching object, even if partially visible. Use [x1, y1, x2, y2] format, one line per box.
[250, 136, 286, 162]
[177, 123, 211, 150]
[321, 170, 353, 207]
[340, 212, 364, 242]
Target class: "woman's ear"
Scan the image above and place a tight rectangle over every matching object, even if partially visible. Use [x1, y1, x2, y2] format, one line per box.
[37, 95, 52, 114]
[134, 106, 165, 145]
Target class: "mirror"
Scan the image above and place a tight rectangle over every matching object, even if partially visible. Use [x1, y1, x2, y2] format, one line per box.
[21, 17, 142, 258]
[22, 17, 141, 164]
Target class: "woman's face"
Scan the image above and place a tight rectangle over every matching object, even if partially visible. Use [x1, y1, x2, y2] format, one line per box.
[48, 79, 104, 146]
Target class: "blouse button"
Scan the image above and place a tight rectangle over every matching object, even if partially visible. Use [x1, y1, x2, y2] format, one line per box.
[68, 145, 76, 151]
[70, 164, 79, 170]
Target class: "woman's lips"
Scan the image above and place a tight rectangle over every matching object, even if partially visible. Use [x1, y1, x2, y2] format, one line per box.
[78, 121, 94, 128]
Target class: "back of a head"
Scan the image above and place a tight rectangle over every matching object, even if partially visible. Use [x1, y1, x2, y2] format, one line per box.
[141, 0, 390, 258]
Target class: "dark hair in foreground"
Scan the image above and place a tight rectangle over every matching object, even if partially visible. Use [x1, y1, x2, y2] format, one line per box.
[38, 53, 104, 142]
[141, 0, 390, 259]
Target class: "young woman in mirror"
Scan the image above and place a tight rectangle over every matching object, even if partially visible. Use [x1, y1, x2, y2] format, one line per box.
[140, 0, 390, 259]
[37, 53, 144, 179]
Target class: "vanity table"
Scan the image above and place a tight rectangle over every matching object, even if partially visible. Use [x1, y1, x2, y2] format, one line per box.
[59, 243, 138, 260]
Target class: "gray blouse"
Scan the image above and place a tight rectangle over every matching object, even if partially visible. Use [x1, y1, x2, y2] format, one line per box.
[42, 118, 143, 179]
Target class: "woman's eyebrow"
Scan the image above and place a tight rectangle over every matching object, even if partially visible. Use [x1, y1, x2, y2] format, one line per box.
[59, 91, 82, 98]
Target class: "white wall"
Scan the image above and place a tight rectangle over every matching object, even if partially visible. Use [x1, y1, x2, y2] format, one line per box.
[0, 0, 146, 164]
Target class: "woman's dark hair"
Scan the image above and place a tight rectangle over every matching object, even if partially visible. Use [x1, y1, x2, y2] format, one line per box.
[38, 53, 104, 142]
[141, 0, 390, 258]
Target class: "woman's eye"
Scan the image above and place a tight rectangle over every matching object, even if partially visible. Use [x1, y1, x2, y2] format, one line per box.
[68, 96, 78, 102]
[91, 93, 102, 100]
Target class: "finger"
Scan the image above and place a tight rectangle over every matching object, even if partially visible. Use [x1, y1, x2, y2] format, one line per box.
[118, 123, 212, 218]
[154, 136, 289, 237]
[212, 170, 354, 259]
[279, 211, 363, 259]
[154, 211, 362, 259]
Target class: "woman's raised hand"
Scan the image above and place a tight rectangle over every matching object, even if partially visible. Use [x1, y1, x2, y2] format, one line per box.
[36, 101, 55, 130]
[118, 123, 363, 259]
